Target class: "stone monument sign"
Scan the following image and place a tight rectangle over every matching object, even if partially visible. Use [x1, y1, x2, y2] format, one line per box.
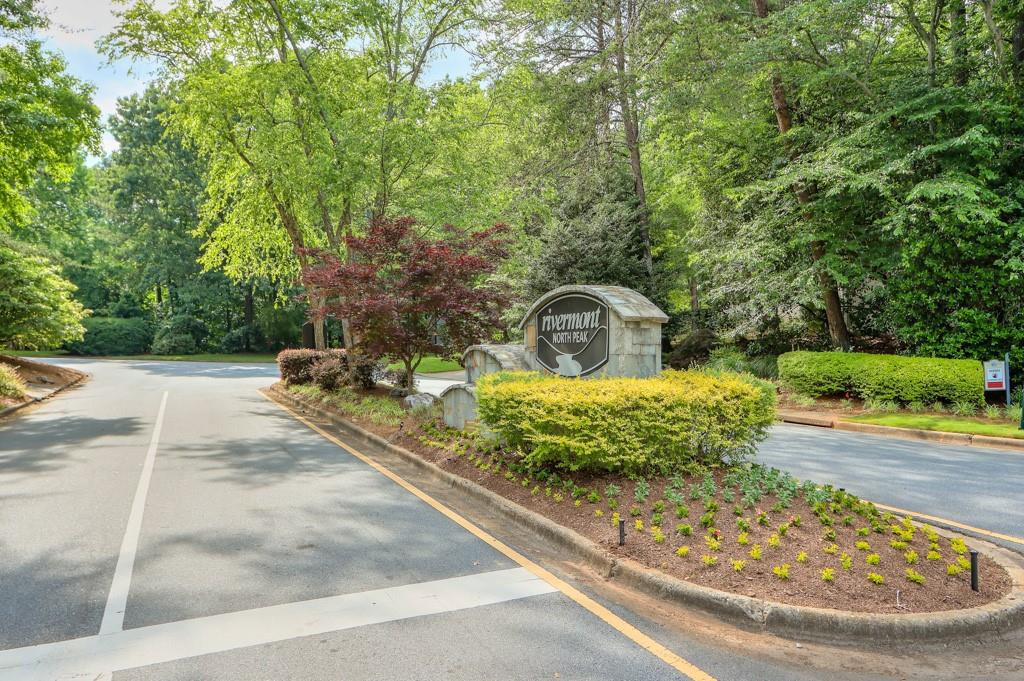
[441, 284, 668, 428]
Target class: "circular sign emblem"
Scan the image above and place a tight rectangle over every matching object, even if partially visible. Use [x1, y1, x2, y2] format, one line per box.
[534, 293, 609, 377]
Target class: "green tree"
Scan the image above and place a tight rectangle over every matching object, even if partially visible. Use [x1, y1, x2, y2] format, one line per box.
[0, 239, 85, 348]
[0, 0, 98, 225]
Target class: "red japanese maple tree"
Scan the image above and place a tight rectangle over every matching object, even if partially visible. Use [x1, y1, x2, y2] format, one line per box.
[302, 216, 511, 391]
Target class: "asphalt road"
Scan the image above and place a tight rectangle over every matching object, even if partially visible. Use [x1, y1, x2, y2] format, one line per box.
[0, 359, 1021, 680]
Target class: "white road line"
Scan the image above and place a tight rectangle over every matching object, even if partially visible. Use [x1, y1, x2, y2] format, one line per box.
[98, 391, 168, 636]
[0, 568, 556, 680]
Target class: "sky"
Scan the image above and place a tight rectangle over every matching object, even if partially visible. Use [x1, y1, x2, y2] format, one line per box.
[39, 1, 475, 160]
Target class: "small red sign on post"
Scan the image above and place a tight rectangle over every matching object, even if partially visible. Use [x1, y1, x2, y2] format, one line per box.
[984, 359, 1006, 390]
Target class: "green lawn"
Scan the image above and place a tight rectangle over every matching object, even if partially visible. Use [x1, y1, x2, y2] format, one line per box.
[388, 355, 462, 374]
[2, 350, 277, 363]
[5, 349, 462, 372]
[845, 413, 1024, 439]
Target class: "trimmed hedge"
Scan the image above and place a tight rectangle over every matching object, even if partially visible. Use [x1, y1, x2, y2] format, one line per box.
[66, 317, 153, 356]
[277, 349, 347, 384]
[777, 351, 983, 406]
[276, 348, 380, 389]
[476, 370, 776, 475]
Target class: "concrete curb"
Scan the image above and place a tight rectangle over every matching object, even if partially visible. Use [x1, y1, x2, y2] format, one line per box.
[778, 410, 1024, 453]
[0, 370, 87, 420]
[272, 385, 1024, 645]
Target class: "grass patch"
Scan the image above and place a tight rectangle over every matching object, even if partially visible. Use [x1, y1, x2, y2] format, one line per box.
[0, 364, 27, 400]
[845, 413, 1024, 439]
[288, 383, 405, 426]
[2, 349, 69, 358]
[387, 355, 461, 374]
[3, 350, 276, 363]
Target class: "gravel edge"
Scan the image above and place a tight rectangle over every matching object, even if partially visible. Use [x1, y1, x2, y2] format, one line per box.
[270, 385, 1024, 645]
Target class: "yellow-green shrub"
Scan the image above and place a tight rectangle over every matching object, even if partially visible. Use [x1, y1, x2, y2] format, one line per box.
[0, 363, 27, 400]
[777, 351, 982, 406]
[476, 370, 776, 474]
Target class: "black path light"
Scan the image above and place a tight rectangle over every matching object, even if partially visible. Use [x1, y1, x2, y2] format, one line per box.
[619, 518, 626, 546]
[970, 549, 980, 592]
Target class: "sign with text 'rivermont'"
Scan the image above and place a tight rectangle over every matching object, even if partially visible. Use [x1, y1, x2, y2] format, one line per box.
[535, 293, 609, 377]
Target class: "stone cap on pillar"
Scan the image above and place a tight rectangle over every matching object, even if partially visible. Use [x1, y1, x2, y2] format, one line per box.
[518, 285, 668, 328]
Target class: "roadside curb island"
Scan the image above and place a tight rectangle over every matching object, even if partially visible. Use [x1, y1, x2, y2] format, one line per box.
[268, 384, 1024, 646]
[778, 410, 1024, 454]
[0, 359, 88, 420]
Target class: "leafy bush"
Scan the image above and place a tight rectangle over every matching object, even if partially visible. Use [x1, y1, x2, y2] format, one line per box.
[0, 241, 86, 349]
[220, 325, 265, 353]
[310, 357, 346, 391]
[151, 332, 197, 355]
[777, 351, 983, 406]
[476, 369, 776, 475]
[277, 349, 348, 384]
[277, 349, 380, 389]
[152, 314, 208, 355]
[67, 317, 153, 355]
[0, 363, 27, 399]
[667, 328, 717, 369]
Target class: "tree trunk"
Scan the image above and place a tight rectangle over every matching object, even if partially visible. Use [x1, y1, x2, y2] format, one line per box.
[752, 0, 852, 351]
[951, 0, 968, 86]
[243, 283, 255, 352]
[689, 276, 700, 329]
[155, 284, 162, 306]
[613, 3, 654, 281]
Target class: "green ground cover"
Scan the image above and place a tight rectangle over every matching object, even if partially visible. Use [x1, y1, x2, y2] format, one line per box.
[845, 413, 1024, 440]
[387, 356, 461, 374]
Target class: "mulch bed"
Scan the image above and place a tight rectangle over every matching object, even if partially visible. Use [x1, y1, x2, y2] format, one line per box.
[0, 355, 85, 408]
[293, 386, 1013, 615]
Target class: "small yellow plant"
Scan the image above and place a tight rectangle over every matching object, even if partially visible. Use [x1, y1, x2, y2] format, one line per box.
[767, 534, 781, 548]
[749, 544, 763, 561]
[926, 550, 941, 561]
[841, 552, 853, 570]
[731, 559, 746, 572]
[905, 568, 925, 584]
[796, 551, 808, 563]
[635, 519, 644, 531]
[956, 556, 970, 570]
[574, 499, 582, 508]
[676, 545, 691, 558]
[890, 539, 908, 550]
[553, 493, 564, 503]
[822, 543, 838, 555]
[867, 572, 885, 585]
[947, 563, 963, 575]
[904, 550, 919, 565]
[737, 531, 750, 546]
[772, 564, 790, 580]
[866, 553, 881, 566]
[950, 538, 968, 555]
[821, 567, 835, 582]
[704, 535, 721, 551]
[855, 540, 871, 551]
[701, 554, 718, 567]
[652, 527, 666, 544]
[594, 509, 604, 518]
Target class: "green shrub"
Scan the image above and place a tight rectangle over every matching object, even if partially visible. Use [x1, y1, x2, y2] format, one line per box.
[0, 364, 27, 399]
[220, 325, 265, 353]
[151, 332, 197, 355]
[152, 314, 208, 354]
[476, 369, 776, 475]
[777, 351, 983, 406]
[66, 317, 153, 356]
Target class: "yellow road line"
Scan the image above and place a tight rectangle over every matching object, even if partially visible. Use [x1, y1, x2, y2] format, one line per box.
[872, 502, 1024, 547]
[265, 393, 715, 681]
